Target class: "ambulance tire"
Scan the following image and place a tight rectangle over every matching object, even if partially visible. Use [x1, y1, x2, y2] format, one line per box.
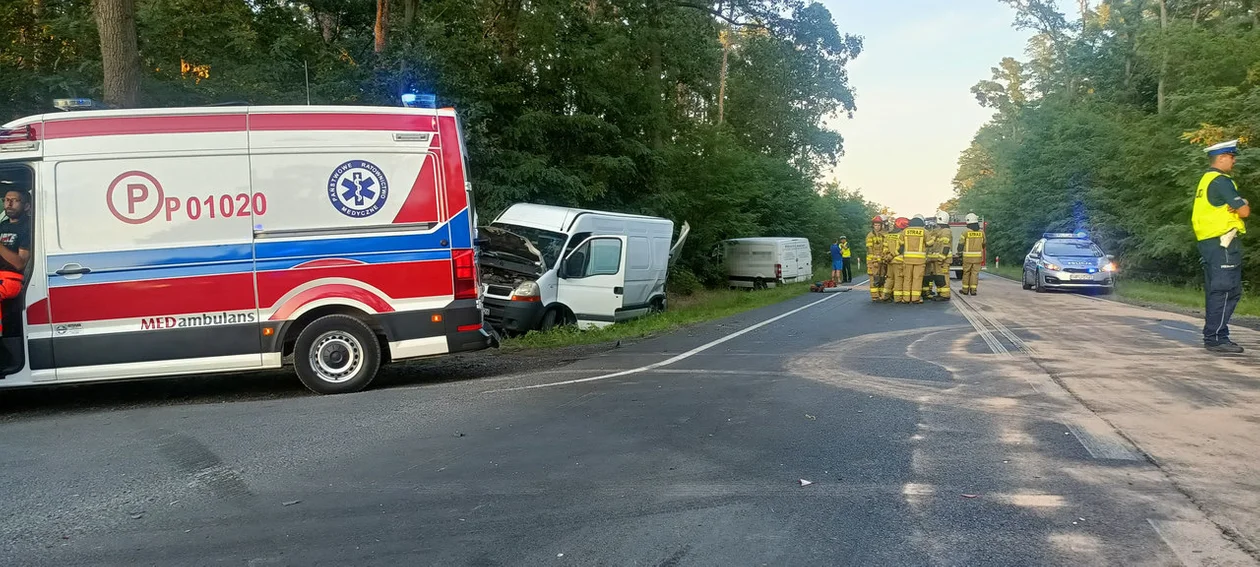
[293, 314, 382, 395]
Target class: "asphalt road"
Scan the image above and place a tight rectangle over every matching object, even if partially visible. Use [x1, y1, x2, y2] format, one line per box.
[3, 273, 1259, 566]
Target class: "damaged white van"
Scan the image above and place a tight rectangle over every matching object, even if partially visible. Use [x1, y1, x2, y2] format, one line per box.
[479, 204, 689, 333]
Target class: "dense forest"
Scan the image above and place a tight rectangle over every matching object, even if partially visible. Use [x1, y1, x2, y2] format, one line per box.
[951, 0, 1260, 285]
[0, 0, 881, 287]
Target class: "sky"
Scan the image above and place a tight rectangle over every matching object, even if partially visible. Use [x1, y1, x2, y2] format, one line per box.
[820, 0, 1067, 217]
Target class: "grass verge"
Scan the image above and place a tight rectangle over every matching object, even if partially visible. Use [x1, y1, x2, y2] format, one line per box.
[984, 262, 1260, 317]
[501, 282, 812, 350]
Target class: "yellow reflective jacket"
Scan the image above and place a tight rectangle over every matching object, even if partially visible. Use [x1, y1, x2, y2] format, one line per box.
[883, 232, 904, 264]
[902, 227, 927, 265]
[866, 231, 885, 263]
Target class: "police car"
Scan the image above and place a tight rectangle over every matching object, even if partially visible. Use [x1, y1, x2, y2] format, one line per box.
[1021, 232, 1117, 294]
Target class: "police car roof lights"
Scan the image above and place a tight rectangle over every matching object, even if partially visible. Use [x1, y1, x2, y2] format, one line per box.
[1043, 232, 1089, 240]
[53, 98, 99, 111]
[401, 93, 437, 109]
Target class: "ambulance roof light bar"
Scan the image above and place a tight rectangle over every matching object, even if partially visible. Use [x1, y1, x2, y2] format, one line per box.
[401, 93, 437, 109]
[53, 98, 100, 112]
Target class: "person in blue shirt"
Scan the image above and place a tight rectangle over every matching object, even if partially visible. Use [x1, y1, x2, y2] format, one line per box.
[830, 239, 844, 283]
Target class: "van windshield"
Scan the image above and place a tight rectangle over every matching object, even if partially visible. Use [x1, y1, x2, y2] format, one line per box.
[491, 223, 567, 268]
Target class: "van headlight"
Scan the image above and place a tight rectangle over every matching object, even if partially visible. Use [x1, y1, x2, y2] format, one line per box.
[511, 280, 541, 302]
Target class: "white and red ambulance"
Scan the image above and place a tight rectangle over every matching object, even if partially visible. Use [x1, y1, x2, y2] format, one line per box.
[0, 103, 494, 394]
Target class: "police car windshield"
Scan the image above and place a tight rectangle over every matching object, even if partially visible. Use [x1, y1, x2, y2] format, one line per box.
[491, 223, 567, 267]
[1044, 240, 1104, 257]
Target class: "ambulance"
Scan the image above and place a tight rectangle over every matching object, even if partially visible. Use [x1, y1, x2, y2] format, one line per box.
[0, 102, 495, 394]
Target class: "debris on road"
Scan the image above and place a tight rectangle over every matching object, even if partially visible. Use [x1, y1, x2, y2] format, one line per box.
[961, 494, 979, 499]
[800, 479, 813, 486]
[283, 500, 302, 507]
[130, 513, 144, 519]
[805, 414, 816, 420]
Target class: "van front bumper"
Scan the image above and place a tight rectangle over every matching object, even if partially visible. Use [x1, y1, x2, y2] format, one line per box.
[483, 296, 546, 333]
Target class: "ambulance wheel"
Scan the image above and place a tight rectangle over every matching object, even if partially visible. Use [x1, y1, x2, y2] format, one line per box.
[293, 314, 382, 395]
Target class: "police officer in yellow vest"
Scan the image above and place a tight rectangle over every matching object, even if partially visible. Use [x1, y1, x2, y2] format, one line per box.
[882, 217, 907, 302]
[866, 216, 886, 301]
[901, 215, 929, 304]
[1193, 139, 1251, 353]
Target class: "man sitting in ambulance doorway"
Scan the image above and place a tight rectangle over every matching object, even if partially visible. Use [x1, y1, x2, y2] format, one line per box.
[0, 185, 31, 341]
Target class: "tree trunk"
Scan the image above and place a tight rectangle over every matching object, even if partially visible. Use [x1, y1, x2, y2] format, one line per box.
[318, 11, 337, 43]
[403, 0, 416, 28]
[94, 0, 140, 108]
[1157, 0, 1168, 114]
[717, 30, 730, 124]
[374, 0, 390, 53]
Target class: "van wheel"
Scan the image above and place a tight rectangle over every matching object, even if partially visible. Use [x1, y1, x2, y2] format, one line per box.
[293, 314, 382, 395]
[539, 307, 572, 331]
[753, 277, 767, 290]
[650, 297, 666, 314]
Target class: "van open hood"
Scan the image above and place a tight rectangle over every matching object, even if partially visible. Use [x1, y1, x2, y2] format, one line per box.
[478, 225, 545, 277]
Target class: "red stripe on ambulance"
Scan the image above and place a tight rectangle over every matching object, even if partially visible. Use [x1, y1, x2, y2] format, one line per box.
[47, 273, 256, 323]
[268, 284, 396, 321]
[436, 116, 468, 214]
[43, 115, 248, 139]
[391, 148, 441, 223]
[256, 260, 453, 308]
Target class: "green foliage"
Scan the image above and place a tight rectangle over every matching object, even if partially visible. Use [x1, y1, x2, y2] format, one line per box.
[956, 0, 1260, 286]
[0, 0, 876, 286]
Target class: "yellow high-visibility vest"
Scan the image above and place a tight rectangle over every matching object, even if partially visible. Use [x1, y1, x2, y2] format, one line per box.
[902, 227, 927, 263]
[963, 231, 985, 258]
[1192, 170, 1247, 241]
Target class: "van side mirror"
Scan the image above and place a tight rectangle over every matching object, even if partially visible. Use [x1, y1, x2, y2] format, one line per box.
[563, 252, 586, 279]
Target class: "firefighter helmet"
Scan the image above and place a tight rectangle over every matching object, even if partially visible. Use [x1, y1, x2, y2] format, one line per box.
[872, 215, 884, 223]
[965, 213, 979, 224]
[936, 211, 950, 224]
[895, 217, 910, 229]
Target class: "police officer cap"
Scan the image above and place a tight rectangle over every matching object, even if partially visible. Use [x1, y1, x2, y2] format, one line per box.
[1206, 139, 1240, 157]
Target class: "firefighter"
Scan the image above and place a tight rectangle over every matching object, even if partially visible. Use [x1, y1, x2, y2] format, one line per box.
[902, 215, 929, 304]
[883, 217, 909, 302]
[930, 211, 953, 301]
[922, 216, 938, 300]
[865, 216, 886, 301]
[958, 213, 985, 295]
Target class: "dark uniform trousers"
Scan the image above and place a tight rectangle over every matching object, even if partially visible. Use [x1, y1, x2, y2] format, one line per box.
[1199, 236, 1243, 345]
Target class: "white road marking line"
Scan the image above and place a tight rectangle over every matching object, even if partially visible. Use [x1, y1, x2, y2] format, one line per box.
[1064, 423, 1143, 461]
[1147, 519, 1258, 567]
[483, 293, 841, 393]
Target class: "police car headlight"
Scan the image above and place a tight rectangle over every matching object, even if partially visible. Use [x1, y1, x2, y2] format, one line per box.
[1102, 262, 1117, 272]
[1041, 260, 1062, 271]
[511, 281, 541, 302]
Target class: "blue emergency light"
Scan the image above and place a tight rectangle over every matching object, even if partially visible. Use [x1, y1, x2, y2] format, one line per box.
[401, 93, 437, 109]
[1043, 232, 1089, 240]
[53, 98, 99, 111]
